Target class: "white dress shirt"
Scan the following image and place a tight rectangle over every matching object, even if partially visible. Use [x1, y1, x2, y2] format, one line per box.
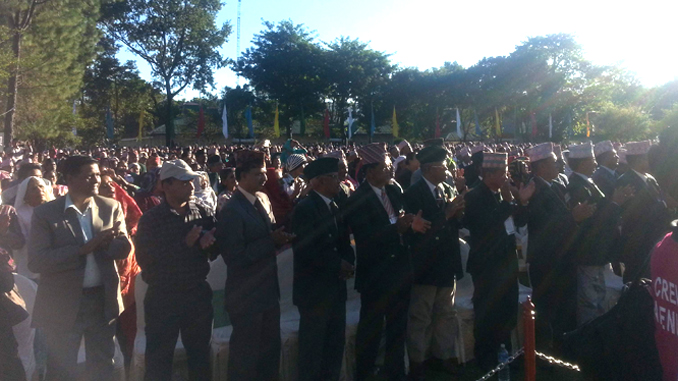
[65, 194, 102, 288]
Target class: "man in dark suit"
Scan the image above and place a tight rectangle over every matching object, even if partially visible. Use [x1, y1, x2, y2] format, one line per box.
[592, 140, 620, 199]
[28, 156, 131, 381]
[463, 153, 519, 370]
[345, 143, 429, 381]
[616, 140, 671, 283]
[522, 143, 594, 353]
[564, 143, 632, 326]
[292, 157, 355, 381]
[403, 146, 465, 380]
[217, 150, 294, 381]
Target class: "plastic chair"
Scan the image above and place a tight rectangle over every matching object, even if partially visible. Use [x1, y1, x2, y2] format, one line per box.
[12, 273, 37, 381]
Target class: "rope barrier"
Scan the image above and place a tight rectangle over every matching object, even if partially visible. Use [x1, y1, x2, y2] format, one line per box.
[474, 348, 525, 381]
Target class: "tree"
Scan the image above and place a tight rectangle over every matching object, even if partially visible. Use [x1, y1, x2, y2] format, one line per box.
[234, 20, 327, 137]
[104, 0, 230, 146]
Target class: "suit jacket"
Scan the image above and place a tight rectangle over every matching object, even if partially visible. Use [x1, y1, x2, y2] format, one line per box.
[28, 196, 131, 331]
[616, 170, 670, 281]
[291, 191, 354, 308]
[345, 181, 411, 294]
[403, 178, 463, 287]
[525, 177, 578, 274]
[218, 190, 280, 315]
[592, 166, 617, 199]
[463, 182, 517, 278]
[565, 173, 622, 265]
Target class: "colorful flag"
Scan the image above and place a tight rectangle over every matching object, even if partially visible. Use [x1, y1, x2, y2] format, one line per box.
[323, 108, 331, 139]
[548, 113, 553, 139]
[370, 103, 376, 138]
[456, 108, 462, 139]
[137, 110, 144, 142]
[222, 103, 228, 139]
[106, 107, 114, 140]
[273, 104, 279, 137]
[495, 108, 501, 136]
[586, 112, 591, 137]
[392, 106, 399, 138]
[245, 105, 254, 138]
[196, 104, 205, 138]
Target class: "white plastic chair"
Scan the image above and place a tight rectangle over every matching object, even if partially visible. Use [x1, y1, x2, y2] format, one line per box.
[207, 257, 232, 381]
[12, 273, 37, 381]
[129, 273, 187, 381]
[453, 239, 475, 364]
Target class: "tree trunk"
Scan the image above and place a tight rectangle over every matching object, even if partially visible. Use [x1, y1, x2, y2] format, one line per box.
[165, 80, 173, 147]
[3, 30, 21, 146]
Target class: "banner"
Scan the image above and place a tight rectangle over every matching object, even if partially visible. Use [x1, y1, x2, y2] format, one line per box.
[392, 106, 399, 138]
[245, 105, 254, 138]
[273, 104, 279, 137]
[323, 108, 330, 139]
[137, 110, 144, 142]
[222, 103, 228, 139]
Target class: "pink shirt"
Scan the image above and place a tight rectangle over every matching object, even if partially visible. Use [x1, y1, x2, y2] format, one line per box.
[651, 233, 678, 381]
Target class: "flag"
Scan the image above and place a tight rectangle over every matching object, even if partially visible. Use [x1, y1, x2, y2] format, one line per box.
[456, 108, 462, 139]
[474, 110, 481, 137]
[548, 113, 553, 139]
[586, 112, 591, 137]
[347, 107, 355, 139]
[106, 107, 114, 140]
[530, 112, 538, 139]
[245, 105, 254, 138]
[323, 108, 331, 139]
[273, 104, 279, 137]
[435, 109, 441, 138]
[392, 106, 399, 138]
[72, 100, 77, 136]
[222, 103, 228, 139]
[196, 104, 205, 138]
[370, 103, 376, 138]
[494, 108, 501, 136]
[221, 103, 229, 139]
[137, 110, 144, 142]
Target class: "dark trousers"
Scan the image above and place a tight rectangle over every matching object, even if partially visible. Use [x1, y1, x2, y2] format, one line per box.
[298, 300, 346, 381]
[44, 286, 115, 381]
[355, 287, 409, 381]
[144, 282, 213, 381]
[529, 265, 577, 353]
[0, 324, 26, 381]
[227, 304, 281, 381]
[472, 270, 518, 370]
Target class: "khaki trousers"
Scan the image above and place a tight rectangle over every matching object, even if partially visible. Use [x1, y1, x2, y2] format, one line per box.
[406, 283, 457, 362]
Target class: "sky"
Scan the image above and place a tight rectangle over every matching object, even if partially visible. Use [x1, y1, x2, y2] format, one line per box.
[117, 0, 678, 100]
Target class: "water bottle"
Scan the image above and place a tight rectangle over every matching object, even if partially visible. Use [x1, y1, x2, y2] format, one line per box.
[498, 343, 510, 381]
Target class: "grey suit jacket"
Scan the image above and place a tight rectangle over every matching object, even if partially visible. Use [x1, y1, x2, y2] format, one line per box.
[217, 190, 280, 315]
[28, 196, 131, 331]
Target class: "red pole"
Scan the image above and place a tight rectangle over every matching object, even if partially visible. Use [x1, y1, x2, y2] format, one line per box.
[523, 297, 536, 381]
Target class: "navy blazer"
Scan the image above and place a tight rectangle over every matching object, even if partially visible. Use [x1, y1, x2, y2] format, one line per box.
[403, 178, 463, 287]
[592, 166, 617, 199]
[345, 181, 411, 293]
[291, 191, 354, 308]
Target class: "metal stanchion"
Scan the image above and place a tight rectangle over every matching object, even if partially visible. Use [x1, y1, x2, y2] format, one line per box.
[523, 297, 536, 381]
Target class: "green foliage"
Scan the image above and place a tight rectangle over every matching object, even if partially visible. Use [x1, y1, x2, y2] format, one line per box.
[104, 0, 231, 145]
[591, 105, 654, 141]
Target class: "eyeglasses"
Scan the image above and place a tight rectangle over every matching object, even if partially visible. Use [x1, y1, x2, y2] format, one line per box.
[321, 174, 339, 180]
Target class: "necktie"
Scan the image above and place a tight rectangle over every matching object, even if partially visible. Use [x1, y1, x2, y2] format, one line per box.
[329, 201, 339, 230]
[434, 187, 445, 210]
[381, 189, 397, 221]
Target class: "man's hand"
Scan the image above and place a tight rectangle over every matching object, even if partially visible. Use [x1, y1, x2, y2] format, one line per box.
[454, 175, 467, 193]
[199, 228, 217, 249]
[271, 227, 295, 247]
[500, 179, 514, 203]
[80, 221, 123, 255]
[411, 210, 432, 234]
[518, 180, 536, 205]
[572, 202, 596, 222]
[445, 195, 465, 220]
[339, 259, 355, 280]
[612, 185, 635, 205]
[185, 225, 202, 247]
[395, 211, 414, 234]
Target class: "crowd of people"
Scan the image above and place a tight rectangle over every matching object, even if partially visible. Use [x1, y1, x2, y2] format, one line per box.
[1, 129, 678, 381]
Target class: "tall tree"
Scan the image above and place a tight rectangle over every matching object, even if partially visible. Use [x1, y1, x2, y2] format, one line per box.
[234, 20, 327, 137]
[104, 0, 230, 146]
